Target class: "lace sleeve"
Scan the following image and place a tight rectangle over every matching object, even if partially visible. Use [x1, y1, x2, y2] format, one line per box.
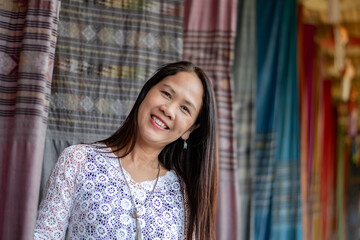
[34, 145, 87, 239]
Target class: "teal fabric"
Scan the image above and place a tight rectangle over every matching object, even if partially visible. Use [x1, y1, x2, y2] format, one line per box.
[254, 0, 302, 239]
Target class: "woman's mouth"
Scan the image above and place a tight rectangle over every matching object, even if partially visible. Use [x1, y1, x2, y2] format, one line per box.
[151, 115, 169, 130]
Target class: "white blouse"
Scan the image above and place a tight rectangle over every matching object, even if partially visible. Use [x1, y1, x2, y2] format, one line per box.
[34, 144, 186, 239]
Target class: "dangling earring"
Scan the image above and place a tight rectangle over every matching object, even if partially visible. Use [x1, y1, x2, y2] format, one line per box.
[183, 140, 188, 149]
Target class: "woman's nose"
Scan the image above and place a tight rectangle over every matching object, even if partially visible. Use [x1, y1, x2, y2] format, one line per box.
[159, 103, 175, 120]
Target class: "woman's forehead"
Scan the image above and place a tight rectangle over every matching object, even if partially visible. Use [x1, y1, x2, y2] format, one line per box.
[159, 72, 203, 93]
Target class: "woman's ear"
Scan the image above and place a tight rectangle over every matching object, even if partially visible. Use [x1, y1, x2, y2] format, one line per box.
[181, 124, 200, 140]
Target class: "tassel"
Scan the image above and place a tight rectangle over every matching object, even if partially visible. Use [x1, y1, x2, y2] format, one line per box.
[133, 210, 142, 240]
[135, 218, 143, 240]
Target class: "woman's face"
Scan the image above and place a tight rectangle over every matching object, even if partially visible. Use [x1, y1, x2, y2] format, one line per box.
[136, 71, 204, 149]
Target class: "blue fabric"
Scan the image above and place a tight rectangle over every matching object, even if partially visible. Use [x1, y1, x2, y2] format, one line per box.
[254, 0, 302, 239]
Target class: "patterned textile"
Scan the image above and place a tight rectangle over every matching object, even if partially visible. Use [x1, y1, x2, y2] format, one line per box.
[41, 0, 183, 196]
[0, 0, 60, 238]
[232, 0, 256, 239]
[35, 144, 185, 239]
[255, 0, 302, 239]
[183, 0, 239, 239]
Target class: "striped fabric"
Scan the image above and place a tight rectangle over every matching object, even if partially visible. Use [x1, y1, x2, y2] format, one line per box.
[41, 0, 183, 196]
[0, 0, 60, 238]
[232, 0, 256, 239]
[255, 0, 302, 239]
[183, 0, 240, 239]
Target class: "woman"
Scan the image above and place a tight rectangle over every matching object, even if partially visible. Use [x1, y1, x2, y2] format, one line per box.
[34, 61, 218, 239]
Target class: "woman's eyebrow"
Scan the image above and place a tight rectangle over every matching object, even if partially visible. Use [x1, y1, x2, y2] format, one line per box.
[185, 100, 197, 111]
[162, 84, 176, 94]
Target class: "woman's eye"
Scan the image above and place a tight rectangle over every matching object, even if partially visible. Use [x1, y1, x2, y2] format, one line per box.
[181, 106, 190, 114]
[161, 91, 171, 98]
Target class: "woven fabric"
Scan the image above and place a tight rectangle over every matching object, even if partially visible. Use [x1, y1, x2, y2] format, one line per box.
[232, 0, 256, 239]
[183, 0, 239, 239]
[41, 0, 183, 196]
[255, 0, 302, 239]
[0, 0, 60, 238]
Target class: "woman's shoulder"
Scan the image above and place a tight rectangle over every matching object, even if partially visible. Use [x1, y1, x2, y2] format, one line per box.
[56, 143, 116, 174]
[161, 170, 184, 191]
[58, 143, 108, 163]
[163, 170, 180, 182]
[60, 144, 89, 157]
[61, 143, 108, 155]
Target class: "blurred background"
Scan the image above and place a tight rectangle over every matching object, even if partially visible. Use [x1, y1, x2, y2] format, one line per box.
[0, 0, 359, 239]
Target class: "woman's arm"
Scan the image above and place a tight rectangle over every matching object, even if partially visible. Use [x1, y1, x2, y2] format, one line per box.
[34, 145, 87, 239]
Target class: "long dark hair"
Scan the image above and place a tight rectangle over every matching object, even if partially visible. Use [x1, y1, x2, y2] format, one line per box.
[100, 61, 218, 239]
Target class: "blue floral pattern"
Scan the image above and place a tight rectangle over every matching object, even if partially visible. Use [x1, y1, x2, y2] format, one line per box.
[34, 144, 185, 239]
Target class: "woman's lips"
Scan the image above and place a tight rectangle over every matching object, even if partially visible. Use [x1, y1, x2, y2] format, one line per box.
[150, 115, 169, 130]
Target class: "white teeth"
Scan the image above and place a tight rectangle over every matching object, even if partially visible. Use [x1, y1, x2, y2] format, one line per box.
[152, 116, 167, 129]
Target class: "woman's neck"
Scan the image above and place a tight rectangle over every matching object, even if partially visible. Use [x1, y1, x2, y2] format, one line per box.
[113, 143, 167, 182]
[124, 145, 159, 169]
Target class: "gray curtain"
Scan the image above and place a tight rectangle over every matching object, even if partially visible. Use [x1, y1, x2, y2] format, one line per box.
[41, 0, 184, 197]
[232, 0, 256, 239]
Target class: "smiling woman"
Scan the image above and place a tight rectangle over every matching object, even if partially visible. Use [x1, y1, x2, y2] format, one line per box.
[136, 71, 204, 150]
[34, 61, 218, 240]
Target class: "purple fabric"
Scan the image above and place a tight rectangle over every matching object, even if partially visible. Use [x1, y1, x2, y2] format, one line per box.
[183, 0, 240, 239]
[0, 0, 60, 238]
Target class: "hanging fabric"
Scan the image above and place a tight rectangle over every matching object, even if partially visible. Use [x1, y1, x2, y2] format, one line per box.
[0, 0, 60, 238]
[183, 0, 240, 239]
[255, 0, 302, 239]
[232, 0, 256, 239]
[298, 13, 318, 239]
[41, 0, 184, 196]
[319, 79, 336, 240]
